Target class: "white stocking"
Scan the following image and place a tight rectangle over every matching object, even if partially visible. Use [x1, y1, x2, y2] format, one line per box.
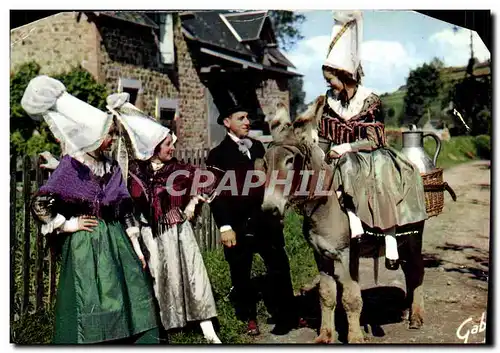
[384, 227, 399, 260]
[337, 191, 364, 238]
[200, 320, 221, 344]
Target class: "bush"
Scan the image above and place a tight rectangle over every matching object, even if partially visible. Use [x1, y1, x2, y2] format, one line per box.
[10, 61, 109, 156]
[474, 135, 491, 160]
[11, 309, 55, 344]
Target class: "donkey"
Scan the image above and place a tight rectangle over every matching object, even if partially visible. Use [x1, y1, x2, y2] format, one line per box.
[256, 97, 426, 343]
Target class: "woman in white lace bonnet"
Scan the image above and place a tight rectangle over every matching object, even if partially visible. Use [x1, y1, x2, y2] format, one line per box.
[21, 75, 163, 344]
[32, 84, 222, 344]
[318, 11, 428, 270]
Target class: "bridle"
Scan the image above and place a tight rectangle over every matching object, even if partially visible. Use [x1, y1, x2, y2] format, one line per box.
[264, 141, 335, 212]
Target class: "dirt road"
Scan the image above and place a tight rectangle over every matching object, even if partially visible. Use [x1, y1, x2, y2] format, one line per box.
[255, 161, 491, 344]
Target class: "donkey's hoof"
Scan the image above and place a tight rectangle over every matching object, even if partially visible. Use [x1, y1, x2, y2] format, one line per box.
[348, 332, 366, 344]
[314, 328, 335, 344]
[385, 258, 400, 270]
[409, 313, 424, 329]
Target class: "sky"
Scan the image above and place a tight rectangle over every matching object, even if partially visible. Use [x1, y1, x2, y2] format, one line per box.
[284, 10, 491, 103]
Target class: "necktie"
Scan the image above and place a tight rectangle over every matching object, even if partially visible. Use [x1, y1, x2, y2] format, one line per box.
[237, 138, 253, 157]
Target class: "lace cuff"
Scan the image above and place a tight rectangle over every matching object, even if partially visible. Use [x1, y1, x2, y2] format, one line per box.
[40, 214, 67, 235]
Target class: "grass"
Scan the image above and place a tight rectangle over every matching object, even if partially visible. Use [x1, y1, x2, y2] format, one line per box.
[169, 210, 316, 344]
[11, 210, 314, 345]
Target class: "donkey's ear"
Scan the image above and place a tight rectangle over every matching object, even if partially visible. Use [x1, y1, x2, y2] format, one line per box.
[292, 95, 326, 143]
[267, 102, 292, 142]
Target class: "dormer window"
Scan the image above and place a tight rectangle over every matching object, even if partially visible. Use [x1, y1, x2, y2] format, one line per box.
[157, 13, 175, 65]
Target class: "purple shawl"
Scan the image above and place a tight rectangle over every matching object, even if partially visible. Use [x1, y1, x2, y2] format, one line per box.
[39, 154, 131, 208]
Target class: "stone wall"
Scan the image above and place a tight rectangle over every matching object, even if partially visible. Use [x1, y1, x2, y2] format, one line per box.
[175, 28, 208, 149]
[10, 12, 292, 150]
[10, 12, 99, 78]
[256, 78, 290, 120]
[95, 15, 207, 149]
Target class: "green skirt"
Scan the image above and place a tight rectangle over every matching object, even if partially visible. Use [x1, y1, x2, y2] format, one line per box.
[333, 146, 428, 233]
[52, 220, 160, 344]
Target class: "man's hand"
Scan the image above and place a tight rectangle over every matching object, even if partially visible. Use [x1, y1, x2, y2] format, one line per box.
[221, 229, 237, 248]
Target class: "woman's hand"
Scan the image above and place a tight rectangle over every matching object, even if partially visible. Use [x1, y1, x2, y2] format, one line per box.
[328, 143, 352, 160]
[39, 151, 60, 171]
[183, 195, 208, 221]
[62, 215, 99, 233]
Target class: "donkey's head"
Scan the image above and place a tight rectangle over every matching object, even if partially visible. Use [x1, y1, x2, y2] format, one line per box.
[257, 96, 329, 217]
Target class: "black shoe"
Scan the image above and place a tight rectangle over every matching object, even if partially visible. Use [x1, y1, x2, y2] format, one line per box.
[385, 258, 399, 270]
[271, 318, 297, 336]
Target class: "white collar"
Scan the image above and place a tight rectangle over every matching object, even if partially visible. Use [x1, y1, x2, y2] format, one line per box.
[71, 151, 113, 177]
[326, 85, 373, 120]
[228, 131, 244, 144]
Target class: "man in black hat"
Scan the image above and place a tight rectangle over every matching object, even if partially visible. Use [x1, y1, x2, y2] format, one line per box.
[206, 104, 297, 336]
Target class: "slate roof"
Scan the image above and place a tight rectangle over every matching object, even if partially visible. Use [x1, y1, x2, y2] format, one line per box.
[181, 11, 255, 58]
[99, 11, 159, 29]
[267, 47, 296, 68]
[224, 11, 267, 41]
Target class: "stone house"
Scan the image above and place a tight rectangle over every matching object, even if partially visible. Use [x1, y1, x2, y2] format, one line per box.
[10, 10, 301, 149]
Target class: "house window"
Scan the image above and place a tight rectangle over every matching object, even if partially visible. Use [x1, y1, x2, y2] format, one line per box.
[159, 108, 176, 131]
[118, 78, 142, 105]
[156, 97, 178, 134]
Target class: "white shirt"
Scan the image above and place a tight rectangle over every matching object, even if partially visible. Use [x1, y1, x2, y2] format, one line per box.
[227, 131, 251, 159]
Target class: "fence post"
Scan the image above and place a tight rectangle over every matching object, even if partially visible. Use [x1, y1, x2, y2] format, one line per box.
[10, 152, 17, 333]
[22, 155, 32, 314]
[34, 156, 45, 310]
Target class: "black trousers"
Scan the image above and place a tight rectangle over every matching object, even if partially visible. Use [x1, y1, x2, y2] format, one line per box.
[223, 216, 295, 323]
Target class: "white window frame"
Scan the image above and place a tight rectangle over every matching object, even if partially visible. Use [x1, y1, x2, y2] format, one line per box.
[155, 97, 178, 119]
[156, 97, 179, 136]
[117, 77, 142, 93]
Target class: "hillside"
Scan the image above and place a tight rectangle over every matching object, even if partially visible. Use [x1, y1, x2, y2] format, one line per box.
[380, 60, 491, 128]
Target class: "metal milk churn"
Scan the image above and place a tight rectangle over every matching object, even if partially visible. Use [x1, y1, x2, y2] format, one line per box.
[401, 124, 442, 173]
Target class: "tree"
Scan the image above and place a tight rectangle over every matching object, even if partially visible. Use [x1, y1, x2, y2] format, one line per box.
[447, 74, 491, 136]
[268, 11, 305, 51]
[10, 62, 109, 156]
[268, 11, 307, 119]
[387, 107, 395, 118]
[401, 59, 443, 126]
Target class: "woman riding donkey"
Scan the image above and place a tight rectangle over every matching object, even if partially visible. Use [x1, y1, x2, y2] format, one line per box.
[317, 11, 428, 269]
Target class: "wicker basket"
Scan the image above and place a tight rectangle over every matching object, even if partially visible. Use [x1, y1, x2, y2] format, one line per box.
[421, 168, 457, 217]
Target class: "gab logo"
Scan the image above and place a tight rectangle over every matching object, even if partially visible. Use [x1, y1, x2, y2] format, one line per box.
[456, 312, 486, 343]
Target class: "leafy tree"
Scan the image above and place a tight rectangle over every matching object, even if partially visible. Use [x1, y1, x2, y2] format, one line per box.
[268, 11, 305, 51]
[387, 107, 395, 118]
[10, 62, 109, 156]
[268, 11, 307, 119]
[446, 73, 492, 136]
[401, 59, 443, 126]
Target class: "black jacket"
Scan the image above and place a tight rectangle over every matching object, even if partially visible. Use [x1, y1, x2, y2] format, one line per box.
[206, 135, 266, 234]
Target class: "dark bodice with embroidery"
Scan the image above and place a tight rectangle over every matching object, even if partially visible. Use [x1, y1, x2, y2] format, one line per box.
[318, 93, 386, 150]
